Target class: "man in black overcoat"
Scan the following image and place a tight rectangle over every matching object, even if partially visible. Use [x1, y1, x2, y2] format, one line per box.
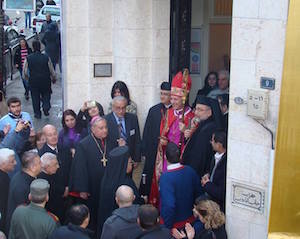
[182, 96, 218, 178]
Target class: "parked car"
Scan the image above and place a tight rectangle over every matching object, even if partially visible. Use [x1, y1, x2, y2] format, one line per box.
[36, 0, 60, 15]
[4, 26, 24, 51]
[33, 5, 60, 33]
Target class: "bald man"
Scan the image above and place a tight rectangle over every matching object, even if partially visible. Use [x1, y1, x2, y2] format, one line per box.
[100, 185, 143, 239]
[38, 124, 72, 222]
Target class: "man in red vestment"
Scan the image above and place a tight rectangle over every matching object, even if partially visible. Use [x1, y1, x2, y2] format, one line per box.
[149, 70, 194, 207]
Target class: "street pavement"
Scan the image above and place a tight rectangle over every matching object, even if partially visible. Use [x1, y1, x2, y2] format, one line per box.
[5, 68, 63, 131]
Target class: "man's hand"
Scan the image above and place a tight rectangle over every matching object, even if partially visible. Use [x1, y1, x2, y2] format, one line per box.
[15, 64, 19, 68]
[201, 173, 210, 186]
[179, 122, 186, 133]
[79, 192, 89, 200]
[52, 77, 57, 84]
[70, 148, 76, 158]
[3, 124, 11, 136]
[15, 121, 27, 133]
[63, 187, 69, 198]
[184, 129, 192, 139]
[159, 136, 168, 146]
[141, 195, 148, 204]
[117, 138, 126, 146]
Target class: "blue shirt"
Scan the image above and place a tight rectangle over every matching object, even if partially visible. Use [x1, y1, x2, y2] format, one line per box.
[0, 112, 33, 133]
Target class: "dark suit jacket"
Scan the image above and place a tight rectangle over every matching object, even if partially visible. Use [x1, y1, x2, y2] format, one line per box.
[105, 112, 141, 162]
[204, 153, 227, 212]
[39, 144, 72, 189]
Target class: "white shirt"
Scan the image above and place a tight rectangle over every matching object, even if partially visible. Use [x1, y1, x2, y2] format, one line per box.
[167, 163, 182, 171]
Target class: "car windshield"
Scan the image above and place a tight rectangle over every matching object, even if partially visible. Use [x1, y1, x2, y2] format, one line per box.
[41, 7, 60, 16]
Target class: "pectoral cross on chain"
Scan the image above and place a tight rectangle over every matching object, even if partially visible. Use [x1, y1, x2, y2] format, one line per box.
[101, 157, 107, 167]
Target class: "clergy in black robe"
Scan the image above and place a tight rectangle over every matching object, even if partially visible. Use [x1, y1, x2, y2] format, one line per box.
[140, 82, 171, 197]
[182, 96, 218, 178]
[6, 150, 41, 232]
[97, 145, 144, 236]
[39, 125, 72, 222]
[0, 148, 16, 233]
[70, 116, 117, 233]
[38, 152, 64, 221]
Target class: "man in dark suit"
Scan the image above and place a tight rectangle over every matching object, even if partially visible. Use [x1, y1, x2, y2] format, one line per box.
[105, 96, 141, 164]
[39, 124, 72, 221]
[201, 130, 227, 212]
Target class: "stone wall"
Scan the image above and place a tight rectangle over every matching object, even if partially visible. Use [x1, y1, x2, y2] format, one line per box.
[62, 0, 170, 127]
[226, 1, 289, 238]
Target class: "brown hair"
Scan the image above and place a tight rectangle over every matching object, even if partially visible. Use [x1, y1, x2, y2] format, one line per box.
[195, 200, 225, 230]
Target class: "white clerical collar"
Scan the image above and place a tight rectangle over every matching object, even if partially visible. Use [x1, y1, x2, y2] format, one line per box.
[214, 152, 225, 165]
[167, 163, 183, 171]
[164, 104, 172, 109]
[174, 107, 191, 117]
[47, 144, 57, 152]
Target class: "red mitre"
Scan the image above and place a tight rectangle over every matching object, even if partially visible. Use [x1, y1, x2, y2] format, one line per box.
[171, 71, 192, 97]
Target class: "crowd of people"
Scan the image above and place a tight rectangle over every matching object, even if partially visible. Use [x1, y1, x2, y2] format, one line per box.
[0, 67, 230, 239]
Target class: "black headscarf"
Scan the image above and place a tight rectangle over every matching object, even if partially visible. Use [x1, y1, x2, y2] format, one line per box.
[97, 146, 143, 236]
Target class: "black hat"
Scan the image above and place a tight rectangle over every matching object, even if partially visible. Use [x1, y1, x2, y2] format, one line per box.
[195, 95, 211, 107]
[160, 82, 171, 91]
[109, 145, 129, 159]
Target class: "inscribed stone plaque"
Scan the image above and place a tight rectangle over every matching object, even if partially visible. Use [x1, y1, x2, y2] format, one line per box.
[231, 182, 265, 213]
[94, 64, 112, 77]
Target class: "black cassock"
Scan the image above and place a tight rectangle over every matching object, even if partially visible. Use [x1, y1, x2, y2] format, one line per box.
[70, 134, 117, 231]
[0, 170, 10, 233]
[140, 103, 168, 196]
[38, 172, 66, 221]
[182, 117, 217, 178]
[39, 144, 72, 222]
[97, 146, 144, 237]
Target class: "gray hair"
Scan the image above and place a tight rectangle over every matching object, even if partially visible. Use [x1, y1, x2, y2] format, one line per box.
[218, 70, 230, 81]
[40, 153, 57, 168]
[0, 231, 6, 239]
[115, 185, 134, 205]
[90, 116, 106, 128]
[0, 148, 15, 164]
[21, 150, 39, 169]
[112, 96, 128, 106]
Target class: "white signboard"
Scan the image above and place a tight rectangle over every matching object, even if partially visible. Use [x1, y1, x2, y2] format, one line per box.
[4, 0, 35, 11]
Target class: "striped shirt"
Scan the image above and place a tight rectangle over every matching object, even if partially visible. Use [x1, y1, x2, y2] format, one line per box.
[20, 48, 28, 69]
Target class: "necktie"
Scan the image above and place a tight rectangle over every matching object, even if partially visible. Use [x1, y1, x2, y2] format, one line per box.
[118, 118, 127, 140]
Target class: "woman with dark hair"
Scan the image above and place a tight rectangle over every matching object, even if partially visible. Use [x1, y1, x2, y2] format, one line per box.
[172, 199, 227, 239]
[192, 72, 218, 108]
[97, 146, 144, 236]
[14, 38, 32, 100]
[58, 109, 87, 157]
[77, 101, 104, 133]
[108, 81, 137, 114]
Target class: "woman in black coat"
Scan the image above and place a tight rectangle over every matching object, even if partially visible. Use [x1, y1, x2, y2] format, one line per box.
[172, 198, 227, 239]
[14, 38, 32, 99]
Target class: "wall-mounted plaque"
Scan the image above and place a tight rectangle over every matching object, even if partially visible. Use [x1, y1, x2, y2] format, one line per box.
[231, 182, 265, 214]
[94, 63, 112, 77]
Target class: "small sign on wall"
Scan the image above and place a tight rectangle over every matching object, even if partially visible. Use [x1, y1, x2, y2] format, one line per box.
[94, 63, 112, 77]
[231, 182, 265, 214]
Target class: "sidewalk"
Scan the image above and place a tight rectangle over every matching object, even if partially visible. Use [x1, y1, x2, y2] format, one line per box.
[5, 70, 63, 131]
